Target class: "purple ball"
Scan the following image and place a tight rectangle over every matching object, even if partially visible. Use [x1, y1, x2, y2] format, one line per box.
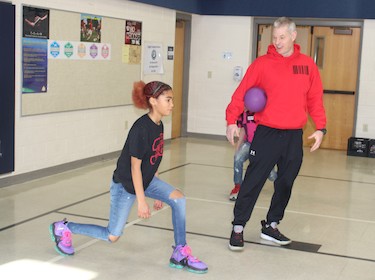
[244, 87, 267, 112]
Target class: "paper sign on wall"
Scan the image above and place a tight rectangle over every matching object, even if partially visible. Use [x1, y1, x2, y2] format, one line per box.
[143, 43, 164, 74]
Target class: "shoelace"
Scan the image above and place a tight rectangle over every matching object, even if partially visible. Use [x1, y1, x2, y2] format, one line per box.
[268, 227, 288, 239]
[61, 230, 72, 247]
[270, 227, 281, 235]
[234, 232, 243, 240]
[180, 245, 200, 263]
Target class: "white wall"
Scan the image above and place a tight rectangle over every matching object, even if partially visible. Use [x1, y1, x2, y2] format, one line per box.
[188, 16, 375, 141]
[356, 19, 375, 138]
[1, 0, 176, 178]
[4, 1, 375, 179]
[188, 15, 252, 136]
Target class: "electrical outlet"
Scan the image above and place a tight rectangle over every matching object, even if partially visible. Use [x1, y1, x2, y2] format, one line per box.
[363, 123, 368, 132]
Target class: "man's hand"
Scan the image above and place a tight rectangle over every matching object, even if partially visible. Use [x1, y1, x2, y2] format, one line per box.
[308, 130, 324, 152]
[226, 124, 240, 146]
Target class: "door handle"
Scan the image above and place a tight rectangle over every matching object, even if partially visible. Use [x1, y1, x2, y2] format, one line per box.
[323, 89, 355, 95]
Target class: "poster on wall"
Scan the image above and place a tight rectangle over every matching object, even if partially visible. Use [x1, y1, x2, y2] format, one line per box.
[123, 20, 142, 65]
[48, 40, 111, 60]
[23, 6, 50, 39]
[125, 20, 142, 45]
[143, 43, 164, 75]
[167, 46, 174, 60]
[81, 14, 102, 42]
[122, 45, 141, 64]
[22, 38, 48, 93]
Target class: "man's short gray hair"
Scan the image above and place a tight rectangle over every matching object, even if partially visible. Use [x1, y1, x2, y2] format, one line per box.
[273, 17, 296, 33]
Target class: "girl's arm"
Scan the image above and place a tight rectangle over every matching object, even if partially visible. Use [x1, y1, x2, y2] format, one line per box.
[131, 156, 151, 219]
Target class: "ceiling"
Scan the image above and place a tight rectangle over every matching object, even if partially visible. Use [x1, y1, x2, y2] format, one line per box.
[128, 0, 375, 19]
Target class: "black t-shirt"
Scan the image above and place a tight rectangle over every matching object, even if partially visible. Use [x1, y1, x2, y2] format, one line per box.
[113, 114, 164, 194]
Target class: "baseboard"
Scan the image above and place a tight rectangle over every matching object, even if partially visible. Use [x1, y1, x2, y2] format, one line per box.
[0, 151, 121, 188]
[186, 132, 227, 141]
[0, 136, 218, 188]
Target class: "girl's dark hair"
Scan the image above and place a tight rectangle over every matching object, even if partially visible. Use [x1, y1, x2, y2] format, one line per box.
[132, 81, 172, 109]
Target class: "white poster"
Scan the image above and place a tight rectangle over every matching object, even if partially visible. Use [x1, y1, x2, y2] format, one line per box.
[143, 42, 164, 74]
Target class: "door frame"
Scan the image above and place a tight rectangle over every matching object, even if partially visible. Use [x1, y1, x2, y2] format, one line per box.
[252, 18, 364, 136]
[175, 13, 192, 137]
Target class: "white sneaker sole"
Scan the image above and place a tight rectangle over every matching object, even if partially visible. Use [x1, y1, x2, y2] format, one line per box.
[228, 243, 244, 251]
[260, 233, 292, 245]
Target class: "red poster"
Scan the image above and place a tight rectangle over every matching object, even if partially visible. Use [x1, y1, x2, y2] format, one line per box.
[125, 20, 142, 45]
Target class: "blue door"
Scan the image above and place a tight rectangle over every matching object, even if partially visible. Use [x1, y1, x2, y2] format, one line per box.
[0, 2, 15, 174]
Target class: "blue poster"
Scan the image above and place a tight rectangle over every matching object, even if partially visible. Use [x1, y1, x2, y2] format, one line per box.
[22, 37, 48, 93]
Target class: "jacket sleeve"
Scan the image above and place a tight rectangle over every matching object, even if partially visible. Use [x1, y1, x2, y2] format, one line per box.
[306, 64, 327, 130]
[226, 61, 261, 125]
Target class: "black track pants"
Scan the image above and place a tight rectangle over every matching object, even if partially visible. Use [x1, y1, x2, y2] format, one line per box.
[232, 125, 303, 227]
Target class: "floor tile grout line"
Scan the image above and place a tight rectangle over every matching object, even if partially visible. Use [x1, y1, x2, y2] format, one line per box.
[0, 191, 110, 232]
[2, 191, 374, 233]
[132, 224, 375, 263]
[2, 160, 375, 265]
[1, 160, 373, 233]
[56, 211, 110, 221]
[46, 217, 375, 265]
[187, 196, 375, 224]
[2, 194, 373, 265]
[0, 163, 189, 232]
[54, 203, 375, 264]
[159, 163, 190, 174]
[190, 162, 375, 186]
[0, 164, 188, 232]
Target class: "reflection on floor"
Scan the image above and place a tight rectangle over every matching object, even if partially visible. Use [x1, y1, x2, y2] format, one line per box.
[1, 137, 374, 279]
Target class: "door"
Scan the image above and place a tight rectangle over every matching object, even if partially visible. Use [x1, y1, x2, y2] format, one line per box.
[172, 20, 185, 138]
[304, 27, 360, 150]
[0, 2, 15, 175]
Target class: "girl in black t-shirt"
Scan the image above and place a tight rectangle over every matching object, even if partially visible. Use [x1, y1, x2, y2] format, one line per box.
[49, 81, 208, 274]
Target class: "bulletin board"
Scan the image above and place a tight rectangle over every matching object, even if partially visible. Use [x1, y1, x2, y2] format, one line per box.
[21, 9, 141, 116]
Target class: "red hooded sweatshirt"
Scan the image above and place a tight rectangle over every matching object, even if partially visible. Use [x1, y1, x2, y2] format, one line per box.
[226, 44, 326, 130]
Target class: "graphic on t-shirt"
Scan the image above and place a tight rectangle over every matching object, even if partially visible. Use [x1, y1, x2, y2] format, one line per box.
[150, 133, 164, 165]
[292, 65, 309, 75]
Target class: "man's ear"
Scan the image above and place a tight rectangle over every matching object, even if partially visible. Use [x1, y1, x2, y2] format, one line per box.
[292, 30, 297, 42]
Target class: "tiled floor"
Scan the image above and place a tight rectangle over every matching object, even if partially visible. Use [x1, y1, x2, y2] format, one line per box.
[1, 137, 374, 279]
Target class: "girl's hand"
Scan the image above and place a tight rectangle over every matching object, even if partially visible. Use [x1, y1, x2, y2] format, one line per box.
[153, 200, 163, 211]
[137, 200, 151, 219]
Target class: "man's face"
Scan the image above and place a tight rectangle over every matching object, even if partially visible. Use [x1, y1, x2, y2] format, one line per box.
[272, 25, 296, 57]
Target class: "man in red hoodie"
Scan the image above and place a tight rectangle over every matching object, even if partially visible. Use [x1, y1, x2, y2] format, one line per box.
[226, 17, 327, 251]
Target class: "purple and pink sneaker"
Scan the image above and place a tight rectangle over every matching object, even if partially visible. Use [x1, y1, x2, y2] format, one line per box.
[169, 245, 208, 274]
[49, 218, 74, 256]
